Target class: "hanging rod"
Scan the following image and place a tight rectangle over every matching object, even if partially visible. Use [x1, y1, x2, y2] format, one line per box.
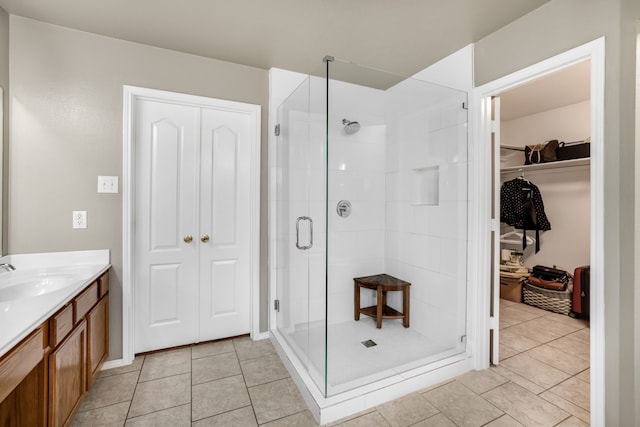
[500, 145, 524, 152]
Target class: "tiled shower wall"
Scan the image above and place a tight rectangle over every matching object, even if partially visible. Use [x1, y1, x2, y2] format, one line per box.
[382, 83, 468, 348]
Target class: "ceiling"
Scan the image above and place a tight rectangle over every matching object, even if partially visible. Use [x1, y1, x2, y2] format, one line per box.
[0, 0, 550, 77]
[499, 60, 591, 121]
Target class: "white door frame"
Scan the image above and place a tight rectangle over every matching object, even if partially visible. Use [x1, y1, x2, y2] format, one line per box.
[471, 37, 605, 426]
[121, 85, 261, 364]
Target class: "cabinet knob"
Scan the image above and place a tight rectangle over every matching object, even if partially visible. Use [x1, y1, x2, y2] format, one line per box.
[184, 235, 193, 243]
[201, 234, 210, 243]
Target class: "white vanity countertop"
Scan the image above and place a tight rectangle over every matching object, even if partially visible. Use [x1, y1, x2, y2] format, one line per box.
[0, 250, 110, 359]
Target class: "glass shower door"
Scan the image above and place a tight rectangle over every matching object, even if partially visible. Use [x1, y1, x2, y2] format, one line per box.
[275, 75, 327, 394]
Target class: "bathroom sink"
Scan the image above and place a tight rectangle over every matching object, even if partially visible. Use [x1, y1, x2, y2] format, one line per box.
[0, 272, 81, 302]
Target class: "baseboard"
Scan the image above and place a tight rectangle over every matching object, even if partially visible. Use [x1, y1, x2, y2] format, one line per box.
[101, 359, 127, 371]
[253, 331, 270, 340]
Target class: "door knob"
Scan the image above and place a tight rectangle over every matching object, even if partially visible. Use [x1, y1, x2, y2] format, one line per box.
[201, 234, 210, 243]
[184, 235, 193, 243]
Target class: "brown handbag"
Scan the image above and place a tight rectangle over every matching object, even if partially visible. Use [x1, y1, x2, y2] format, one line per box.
[524, 140, 559, 164]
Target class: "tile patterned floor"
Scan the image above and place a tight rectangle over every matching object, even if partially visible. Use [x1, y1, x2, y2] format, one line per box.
[73, 300, 590, 426]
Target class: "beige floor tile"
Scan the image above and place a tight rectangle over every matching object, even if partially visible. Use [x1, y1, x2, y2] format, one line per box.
[81, 371, 139, 411]
[498, 329, 541, 353]
[128, 373, 191, 418]
[483, 414, 525, 426]
[547, 336, 589, 361]
[482, 382, 569, 427]
[192, 340, 236, 360]
[192, 374, 251, 421]
[376, 392, 439, 427]
[519, 316, 583, 338]
[576, 369, 590, 383]
[192, 351, 241, 385]
[249, 378, 308, 424]
[491, 366, 545, 395]
[327, 409, 377, 426]
[410, 413, 456, 427]
[125, 403, 190, 426]
[138, 348, 191, 382]
[556, 416, 589, 426]
[566, 328, 590, 343]
[499, 343, 521, 361]
[99, 356, 145, 378]
[516, 303, 552, 318]
[72, 402, 129, 426]
[260, 410, 319, 427]
[456, 369, 508, 394]
[500, 354, 571, 389]
[500, 316, 521, 329]
[501, 307, 542, 323]
[423, 381, 503, 427]
[240, 353, 289, 387]
[539, 390, 590, 423]
[524, 344, 589, 375]
[543, 313, 589, 330]
[234, 337, 276, 361]
[335, 411, 391, 427]
[505, 322, 562, 344]
[192, 406, 257, 426]
[500, 299, 517, 308]
[549, 377, 590, 410]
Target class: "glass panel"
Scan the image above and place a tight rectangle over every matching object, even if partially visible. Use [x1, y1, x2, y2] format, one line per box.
[325, 59, 469, 396]
[275, 68, 328, 395]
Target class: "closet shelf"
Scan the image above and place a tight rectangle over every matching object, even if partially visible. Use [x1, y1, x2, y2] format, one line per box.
[501, 157, 590, 173]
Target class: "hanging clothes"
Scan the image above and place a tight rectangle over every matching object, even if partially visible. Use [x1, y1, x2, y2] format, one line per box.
[500, 177, 551, 253]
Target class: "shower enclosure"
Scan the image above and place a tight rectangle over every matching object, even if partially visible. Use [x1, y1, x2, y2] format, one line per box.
[271, 57, 470, 417]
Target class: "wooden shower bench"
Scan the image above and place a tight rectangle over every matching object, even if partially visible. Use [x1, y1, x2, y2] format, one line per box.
[354, 274, 410, 329]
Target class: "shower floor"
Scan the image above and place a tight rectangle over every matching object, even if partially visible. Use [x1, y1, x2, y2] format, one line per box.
[284, 318, 459, 395]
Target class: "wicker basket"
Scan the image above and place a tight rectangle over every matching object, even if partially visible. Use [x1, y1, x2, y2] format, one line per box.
[522, 280, 572, 315]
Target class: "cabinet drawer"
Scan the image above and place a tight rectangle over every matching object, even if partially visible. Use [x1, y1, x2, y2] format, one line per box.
[0, 326, 45, 403]
[74, 281, 98, 321]
[98, 271, 109, 297]
[50, 303, 74, 347]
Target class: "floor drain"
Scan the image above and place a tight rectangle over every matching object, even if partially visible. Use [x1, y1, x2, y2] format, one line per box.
[361, 339, 377, 348]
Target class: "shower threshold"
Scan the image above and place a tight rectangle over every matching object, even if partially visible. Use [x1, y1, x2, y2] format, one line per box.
[270, 329, 473, 424]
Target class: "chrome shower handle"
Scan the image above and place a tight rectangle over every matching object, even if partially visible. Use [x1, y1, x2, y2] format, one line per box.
[295, 216, 313, 250]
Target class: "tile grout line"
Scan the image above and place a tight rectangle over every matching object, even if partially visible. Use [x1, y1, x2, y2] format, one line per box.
[233, 338, 261, 426]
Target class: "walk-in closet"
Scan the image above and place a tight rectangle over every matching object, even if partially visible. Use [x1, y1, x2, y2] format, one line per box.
[493, 60, 592, 423]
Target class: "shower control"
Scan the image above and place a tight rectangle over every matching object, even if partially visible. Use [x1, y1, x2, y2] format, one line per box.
[336, 200, 352, 218]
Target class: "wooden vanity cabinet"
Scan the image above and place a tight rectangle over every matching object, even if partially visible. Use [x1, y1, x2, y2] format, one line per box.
[0, 269, 110, 427]
[86, 292, 108, 388]
[48, 320, 86, 427]
[48, 271, 109, 427]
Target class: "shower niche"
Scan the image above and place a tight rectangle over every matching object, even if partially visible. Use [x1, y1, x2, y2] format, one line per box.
[270, 56, 471, 423]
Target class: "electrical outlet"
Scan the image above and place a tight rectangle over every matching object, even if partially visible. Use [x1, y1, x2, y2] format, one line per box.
[97, 176, 118, 193]
[73, 211, 87, 229]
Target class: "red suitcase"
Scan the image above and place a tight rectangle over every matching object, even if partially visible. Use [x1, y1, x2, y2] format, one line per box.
[572, 266, 590, 318]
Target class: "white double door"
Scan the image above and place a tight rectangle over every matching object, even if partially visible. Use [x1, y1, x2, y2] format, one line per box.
[134, 96, 254, 353]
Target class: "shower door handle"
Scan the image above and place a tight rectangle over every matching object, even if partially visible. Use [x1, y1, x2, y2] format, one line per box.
[295, 216, 313, 250]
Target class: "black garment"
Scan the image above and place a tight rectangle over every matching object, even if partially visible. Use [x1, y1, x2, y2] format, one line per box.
[500, 177, 551, 253]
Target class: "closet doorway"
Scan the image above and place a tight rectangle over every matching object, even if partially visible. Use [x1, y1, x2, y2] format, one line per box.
[123, 86, 261, 356]
[474, 38, 605, 425]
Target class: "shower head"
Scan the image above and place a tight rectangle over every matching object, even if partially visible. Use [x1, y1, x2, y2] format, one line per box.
[342, 118, 361, 135]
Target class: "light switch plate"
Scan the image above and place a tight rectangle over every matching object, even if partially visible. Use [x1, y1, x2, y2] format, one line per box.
[73, 211, 87, 229]
[98, 176, 118, 193]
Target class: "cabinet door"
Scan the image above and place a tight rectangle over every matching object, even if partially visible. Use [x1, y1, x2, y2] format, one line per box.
[49, 320, 86, 427]
[86, 296, 109, 389]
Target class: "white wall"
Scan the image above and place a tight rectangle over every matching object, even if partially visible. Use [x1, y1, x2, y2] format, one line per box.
[499, 100, 591, 272]
[501, 100, 590, 148]
[10, 17, 268, 360]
